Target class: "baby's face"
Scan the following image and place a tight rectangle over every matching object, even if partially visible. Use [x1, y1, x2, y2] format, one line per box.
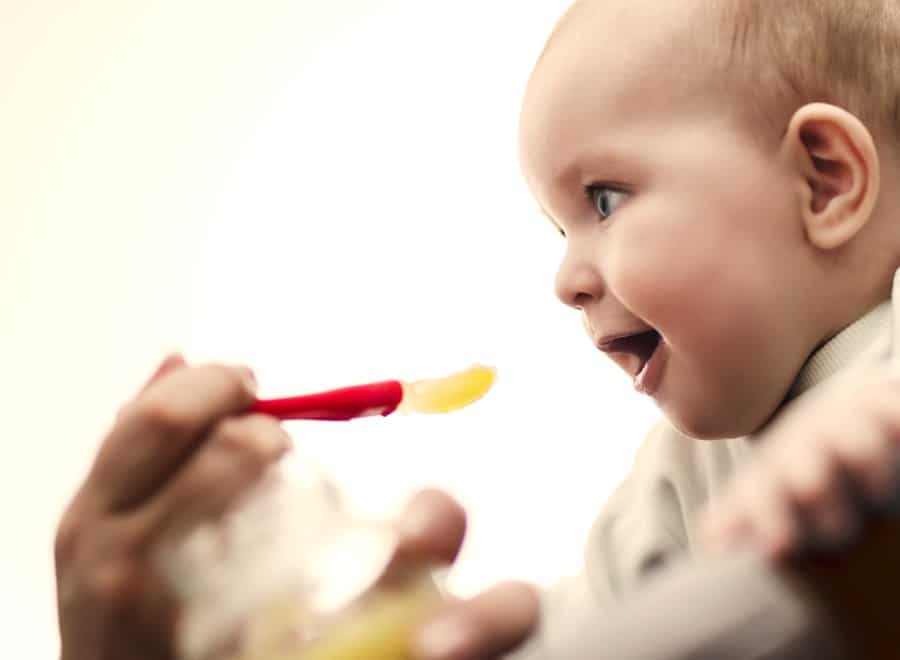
[519, 2, 823, 438]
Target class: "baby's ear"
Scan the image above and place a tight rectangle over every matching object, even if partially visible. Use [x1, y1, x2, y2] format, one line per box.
[781, 103, 880, 250]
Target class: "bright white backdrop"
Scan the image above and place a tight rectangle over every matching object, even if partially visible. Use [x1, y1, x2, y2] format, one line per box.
[1, 2, 658, 657]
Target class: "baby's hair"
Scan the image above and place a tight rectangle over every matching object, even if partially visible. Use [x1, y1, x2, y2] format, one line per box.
[541, 0, 900, 147]
[719, 0, 900, 146]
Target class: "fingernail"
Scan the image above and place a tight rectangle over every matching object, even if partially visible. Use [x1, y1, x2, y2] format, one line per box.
[413, 615, 473, 660]
[263, 432, 291, 456]
[430, 566, 452, 598]
[399, 497, 434, 541]
[238, 366, 258, 393]
[166, 351, 187, 366]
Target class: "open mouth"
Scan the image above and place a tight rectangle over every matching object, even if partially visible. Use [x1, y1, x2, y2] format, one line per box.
[603, 329, 661, 370]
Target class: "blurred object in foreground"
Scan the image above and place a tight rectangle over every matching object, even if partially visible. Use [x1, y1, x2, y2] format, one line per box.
[156, 458, 442, 660]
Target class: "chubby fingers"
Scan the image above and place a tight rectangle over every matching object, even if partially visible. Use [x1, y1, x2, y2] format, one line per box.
[699, 397, 900, 559]
[87, 361, 260, 513]
[700, 444, 861, 559]
[827, 393, 900, 505]
[699, 465, 797, 559]
[412, 582, 539, 660]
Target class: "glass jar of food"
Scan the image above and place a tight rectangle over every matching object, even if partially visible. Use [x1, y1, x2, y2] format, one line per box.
[155, 457, 442, 660]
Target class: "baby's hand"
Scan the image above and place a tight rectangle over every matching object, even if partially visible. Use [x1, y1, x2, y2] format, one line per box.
[699, 365, 900, 560]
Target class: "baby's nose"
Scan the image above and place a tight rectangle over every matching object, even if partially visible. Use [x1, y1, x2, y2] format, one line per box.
[554, 248, 605, 309]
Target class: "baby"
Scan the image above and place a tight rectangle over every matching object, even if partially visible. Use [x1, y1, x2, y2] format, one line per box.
[53, 1, 900, 660]
[414, 0, 900, 657]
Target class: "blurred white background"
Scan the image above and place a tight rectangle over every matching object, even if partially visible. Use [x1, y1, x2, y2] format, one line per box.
[1, 1, 658, 657]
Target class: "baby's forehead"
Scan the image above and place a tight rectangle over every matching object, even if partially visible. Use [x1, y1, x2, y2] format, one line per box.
[543, 0, 711, 58]
[533, 0, 723, 98]
[525, 1, 721, 123]
[519, 0, 741, 183]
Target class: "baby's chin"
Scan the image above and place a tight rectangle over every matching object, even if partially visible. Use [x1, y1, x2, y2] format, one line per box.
[665, 412, 748, 441]
[659, 383, 785, 441]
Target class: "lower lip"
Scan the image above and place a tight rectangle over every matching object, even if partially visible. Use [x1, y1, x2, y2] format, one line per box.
[634, 339, 667, 396]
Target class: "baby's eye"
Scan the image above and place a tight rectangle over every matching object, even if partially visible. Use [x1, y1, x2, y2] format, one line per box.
[587, 185, 629, 220]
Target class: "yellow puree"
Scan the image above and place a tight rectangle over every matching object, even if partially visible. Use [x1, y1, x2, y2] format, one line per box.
[400, 364, 497, 414]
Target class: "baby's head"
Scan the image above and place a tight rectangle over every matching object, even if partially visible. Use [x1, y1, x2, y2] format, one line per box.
[519, 0, 900, 439]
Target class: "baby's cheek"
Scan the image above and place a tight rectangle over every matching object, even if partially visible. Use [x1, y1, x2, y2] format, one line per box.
[612, 236, 714, 330]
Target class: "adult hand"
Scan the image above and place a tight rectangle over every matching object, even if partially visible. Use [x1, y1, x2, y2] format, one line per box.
[56, 354, 289, 660]
[56, 355, 538, 660]
[387, 489, 539, 660]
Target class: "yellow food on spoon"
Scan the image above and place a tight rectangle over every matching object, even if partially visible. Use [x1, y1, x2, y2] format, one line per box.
[400, 364, 497, 414]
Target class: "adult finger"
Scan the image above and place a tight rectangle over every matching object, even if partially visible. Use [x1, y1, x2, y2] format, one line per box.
[137, 353, 189, 396]
[412, 582, 539, 660]
[87, 364, 259, 512]
[135, 413, 291, 542]
[396, 489, 468, 564]
[377, 488, 467, 590]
